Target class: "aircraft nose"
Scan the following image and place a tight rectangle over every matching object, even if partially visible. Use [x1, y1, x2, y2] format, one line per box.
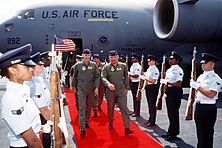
[0, 23, 5, 51]
[0, 21, 16, 52]
[0, 24, 7, 52]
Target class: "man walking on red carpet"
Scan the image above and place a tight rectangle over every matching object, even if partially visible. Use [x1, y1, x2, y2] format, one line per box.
[71, 49, 100, 137]
[102, 50, 133, 135]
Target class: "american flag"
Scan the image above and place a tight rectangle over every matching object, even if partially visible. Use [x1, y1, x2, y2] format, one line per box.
[55, 37, 76, 52]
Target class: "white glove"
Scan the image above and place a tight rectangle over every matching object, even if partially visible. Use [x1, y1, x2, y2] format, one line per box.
[63, 71, 68, 76]
[160, 79, 167, 85]
[43, 120, 53, 133]
[58, 117, 69, 138]
[139, 75, 146, 80]
[190, 80, 200, 90]
[163, 93, 167, 99]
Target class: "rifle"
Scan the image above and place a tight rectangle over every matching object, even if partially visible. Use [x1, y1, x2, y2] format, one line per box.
[185, 47, 197, 120]
[50, 44, 63, 148]
[136, 55, 144, 101]
[50, 43, 71, 147]
[56, 51, 70, 147]
[58, 73, 70, 148]
[156, 55, 166, 110]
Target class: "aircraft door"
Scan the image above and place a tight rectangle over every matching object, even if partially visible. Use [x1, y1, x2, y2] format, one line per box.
[62, 38, 83, 87]
[72, 38, 83, 55]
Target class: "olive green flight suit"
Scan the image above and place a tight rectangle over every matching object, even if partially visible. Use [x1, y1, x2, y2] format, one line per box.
[72, 61, 100, 131]
[102, 62, 130, 128]
[93, 63, 105, 112]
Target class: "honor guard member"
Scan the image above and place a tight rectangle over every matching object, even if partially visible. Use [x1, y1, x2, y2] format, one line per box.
[40, 51, 52, 90]
[92, 53, 105, 117]
[160, 51, 184, 141]
[69, 54, 83, 110]
[143, 54, 160, 126]
[129, 53, 142, 117]
[0, 44, 43, 148]
[71, 49, 100, 137]
[27, 52, 52, 148]
[190, 53, 222, 148]
[102, 50, 133, 135]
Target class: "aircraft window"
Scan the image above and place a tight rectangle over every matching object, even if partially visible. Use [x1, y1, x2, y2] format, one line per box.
[4, 24, 14, 32]
[17, 9, 34, 19]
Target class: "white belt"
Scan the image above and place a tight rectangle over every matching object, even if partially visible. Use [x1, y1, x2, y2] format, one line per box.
[131, 81, 140, 83]
[10, 134, 40, 147]
[10, 140, 27, 147]
[196, 100, 216, 104]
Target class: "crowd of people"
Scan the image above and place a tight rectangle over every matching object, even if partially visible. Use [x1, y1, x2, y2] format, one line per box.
[0, 44, 222, 148]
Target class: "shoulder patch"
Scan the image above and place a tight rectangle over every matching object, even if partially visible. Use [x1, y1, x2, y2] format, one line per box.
[11, 107, 24, 115]
[110, 66, 115, 72]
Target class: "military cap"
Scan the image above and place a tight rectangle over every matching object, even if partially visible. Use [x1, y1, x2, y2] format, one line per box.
[48, 51, 53, 57]
[40, 51, 51, 60]
[101, 56, 107, 63]
[200, 53, 218, 64]
[93, 53, 100, 59]
[169, 51, 183, 62]
[109, 50, 118, 56]
[31, 52, 44, 65]
[119, 55, 126, 62]
[82, 48, 91, 54]
[76, 55, 83, 60]
[0, 44, 36, 69]
[147, 54, 159, 62]
[131, 53, 141, 60]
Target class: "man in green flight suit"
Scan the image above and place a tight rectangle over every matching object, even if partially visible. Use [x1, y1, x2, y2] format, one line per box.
[71, 49, 100, 137]
[102, 50, 134, 135]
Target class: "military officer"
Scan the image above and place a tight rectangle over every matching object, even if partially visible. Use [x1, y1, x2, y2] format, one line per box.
[160, 51, 184, 141]
[27, 52, 52, 148]
[0, 44, 43, 148]
[102, 50, 133, 135]
[129, 53, 142, 117]
[40, 51, 52, 89]
[92, 53, 105, 117]
[143, 54, 160, 126]
[190, 53, 222, 148]
[69, 54, 83, 110]
[71, 49, 100, 137]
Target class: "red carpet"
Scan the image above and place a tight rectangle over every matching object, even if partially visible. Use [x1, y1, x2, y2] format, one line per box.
[65, 88, 163, 148]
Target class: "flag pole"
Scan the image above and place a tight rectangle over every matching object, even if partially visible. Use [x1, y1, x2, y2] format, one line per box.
[91, 41, 95, 60]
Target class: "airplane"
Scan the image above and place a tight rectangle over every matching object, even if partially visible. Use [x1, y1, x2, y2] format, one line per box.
[0, 0, 222, 86]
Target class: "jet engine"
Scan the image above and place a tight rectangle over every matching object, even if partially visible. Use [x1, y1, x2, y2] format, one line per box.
[153, 0, 222, 42]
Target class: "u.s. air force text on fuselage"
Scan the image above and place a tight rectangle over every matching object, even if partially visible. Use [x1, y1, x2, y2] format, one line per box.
[41, 10, 118, 19]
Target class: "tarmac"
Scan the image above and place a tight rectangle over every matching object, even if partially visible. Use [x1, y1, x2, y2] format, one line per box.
[0, 77, 222, 148]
